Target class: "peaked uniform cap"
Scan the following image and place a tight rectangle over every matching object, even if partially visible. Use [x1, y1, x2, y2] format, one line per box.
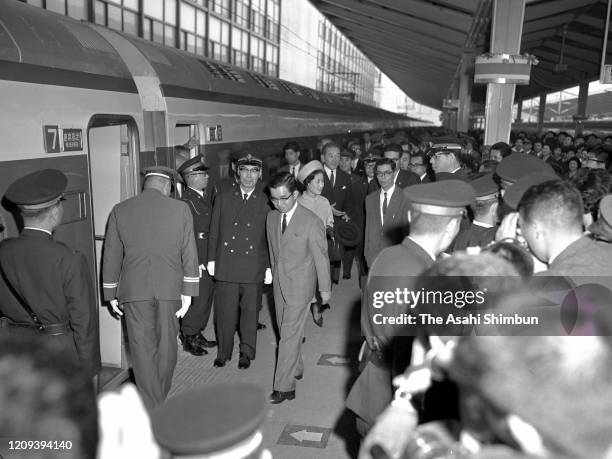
[5, 169, 67, 210]
[496, 153, 555, 185]
[503, 171, 559, 211]
[236, 154, 263, 167]
[403, 180, 475, 216]
[151, 383, 267, 457]
[471, 173, 499, 201]
[143, 165, 181, 182]
[177, 155, 209, 176]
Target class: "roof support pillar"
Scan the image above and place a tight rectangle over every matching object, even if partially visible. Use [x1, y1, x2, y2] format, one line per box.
[574, 81, 590, 136]
[515, 99, 523, 122]
[449, 82, 459, 132]
[483, 0, 526, 145]
[457, 56, 474, 133]
[536, 92, 547, 134]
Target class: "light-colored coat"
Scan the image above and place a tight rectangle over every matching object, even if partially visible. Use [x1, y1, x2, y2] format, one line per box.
[266, 204, 331, 305]
[363, 187, 410, 268]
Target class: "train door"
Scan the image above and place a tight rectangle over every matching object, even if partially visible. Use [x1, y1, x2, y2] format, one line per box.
[174, 123, 200, 195]
[87, 117, 139, 389]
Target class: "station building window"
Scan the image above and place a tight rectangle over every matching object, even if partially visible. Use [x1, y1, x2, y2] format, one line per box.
[250, 35, 264, 73]
[179, 2, 206, 55]
[93, 0, 140, 36]
[265, 43, 278, 77]
[250, 0, 265, 36]
[210, 0, 230, 19]
[208, 16, 230, 61]
[232, 27, 249, 68]
[233, 0, 249, 28]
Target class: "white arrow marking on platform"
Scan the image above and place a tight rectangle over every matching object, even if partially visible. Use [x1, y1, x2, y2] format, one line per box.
[326, 356, 350, 365]
[290, 429, 324, 443]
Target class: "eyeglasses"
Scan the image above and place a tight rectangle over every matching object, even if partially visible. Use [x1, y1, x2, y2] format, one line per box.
[375, 170, 394, 178]
[409, 162, 424, 168]
[238, 167, 261, 175]
[270, 195, 294, 204]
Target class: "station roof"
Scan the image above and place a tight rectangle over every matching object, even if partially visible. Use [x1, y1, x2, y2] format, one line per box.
[311, 0, 612, 110]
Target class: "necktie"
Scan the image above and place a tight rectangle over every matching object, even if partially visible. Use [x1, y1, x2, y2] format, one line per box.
[330, 170, 335, 188]
[291, 166, 295, 177]
[243, 193, 248, 203]
[282, 214, 287, 234]
[382, 192, 388, 216]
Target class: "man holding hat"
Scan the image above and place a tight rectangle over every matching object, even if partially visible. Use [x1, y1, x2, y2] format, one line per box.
[177, 156, 217, 356]
[346, 180, 475, 434]
[0, 169, 101, 379]
[102, 165, 199, 410]
[207, 153, 271, 369]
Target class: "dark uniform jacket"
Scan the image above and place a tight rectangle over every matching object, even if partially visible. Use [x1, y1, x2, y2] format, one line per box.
[207, 184, 270, 283]
[0, 229, 101, 376]
[102, 188, 199, 302]
[452, 222, 497, 253]
[181, 187, 212, 263]
[394, 169, 420, 188]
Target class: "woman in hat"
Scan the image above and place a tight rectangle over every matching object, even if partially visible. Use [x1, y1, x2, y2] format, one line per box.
[297, 160, 333, 326]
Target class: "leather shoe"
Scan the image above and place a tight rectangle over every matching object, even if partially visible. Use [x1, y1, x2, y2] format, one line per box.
[195, 334, 217, 348]
[269, 390, 295, 404]
[238, 353, 251, 369]
[213, 358, 227, 367]
[257, 322, 267, 330]
[310, 303, 323, 328]
[181, 334, 207, 356]
[295, 373, 303, 380]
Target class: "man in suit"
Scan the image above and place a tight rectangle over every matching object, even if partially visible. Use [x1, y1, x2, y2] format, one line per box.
[346, 180, 475, 435]
[516, 180, 612, 278]
[361, 132, 372, 154]
[0, 169, 100, 379]
[320, 141, 354, 282]
[430, 146, 470, 181]
[279, 141, 303, 179]
[207, 154, 271, 369]
[266, 172, 331, 404]
[382, 144, 420, 188]
[102, 166, 199, 410]
[350, 154, 379, 280]
[177, 157, 217, 356]
[363, 158, 410, 268]
[408, 152, 430, 183]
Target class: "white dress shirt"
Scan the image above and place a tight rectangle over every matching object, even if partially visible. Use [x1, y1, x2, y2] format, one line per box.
[379, 184, 396, 223]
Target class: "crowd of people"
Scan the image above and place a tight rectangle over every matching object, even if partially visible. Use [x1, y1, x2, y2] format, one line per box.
[2, 126, 612, 457]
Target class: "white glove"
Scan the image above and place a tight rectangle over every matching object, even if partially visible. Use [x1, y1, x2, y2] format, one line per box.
[176, 295, 191, 318]
[199, 264, 206, 278]
[207, 261, 215, 276]
[109, 299, 123, 317]
[264, 268, 272, 284]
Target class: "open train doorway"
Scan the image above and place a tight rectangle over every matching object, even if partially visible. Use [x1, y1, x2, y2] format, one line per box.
[87, 116, 139, 390]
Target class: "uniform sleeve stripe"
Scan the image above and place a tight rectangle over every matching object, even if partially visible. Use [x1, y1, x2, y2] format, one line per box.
[103, 282, 119, 288]
[183, 277, 200, 282]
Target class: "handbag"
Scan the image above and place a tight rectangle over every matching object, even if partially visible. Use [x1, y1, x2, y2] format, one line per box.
[327, 236, 341, 262]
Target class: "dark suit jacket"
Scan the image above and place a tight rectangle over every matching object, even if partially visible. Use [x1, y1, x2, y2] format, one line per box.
[394, 169, 420, 188]
[350, 174, 377, 231]
[266, 204, 331, 306]
[181, 187, 213, 263]
[452, 223, 497, 253]
[208, 184, 270, 283]
[322, 167, 353, 216]
[364, 188, 410, 267]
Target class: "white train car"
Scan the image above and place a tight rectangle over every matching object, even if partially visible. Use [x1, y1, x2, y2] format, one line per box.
[0, 0, 416, 386]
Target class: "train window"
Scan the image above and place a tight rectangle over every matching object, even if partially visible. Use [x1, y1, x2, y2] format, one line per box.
[174, 124, 200, 165]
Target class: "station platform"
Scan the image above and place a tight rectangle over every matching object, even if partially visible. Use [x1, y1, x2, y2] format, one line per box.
[168, 267, 365, 458]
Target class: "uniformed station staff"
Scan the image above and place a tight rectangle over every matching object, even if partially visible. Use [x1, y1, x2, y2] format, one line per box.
[177, 156, 217, 356]
[102, 165, 199, 411]
[0, 169, 101, 379]
[207, 154, 271, 370]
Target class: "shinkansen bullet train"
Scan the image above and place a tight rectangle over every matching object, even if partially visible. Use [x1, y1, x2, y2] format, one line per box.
[0, 0, 417, 384]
